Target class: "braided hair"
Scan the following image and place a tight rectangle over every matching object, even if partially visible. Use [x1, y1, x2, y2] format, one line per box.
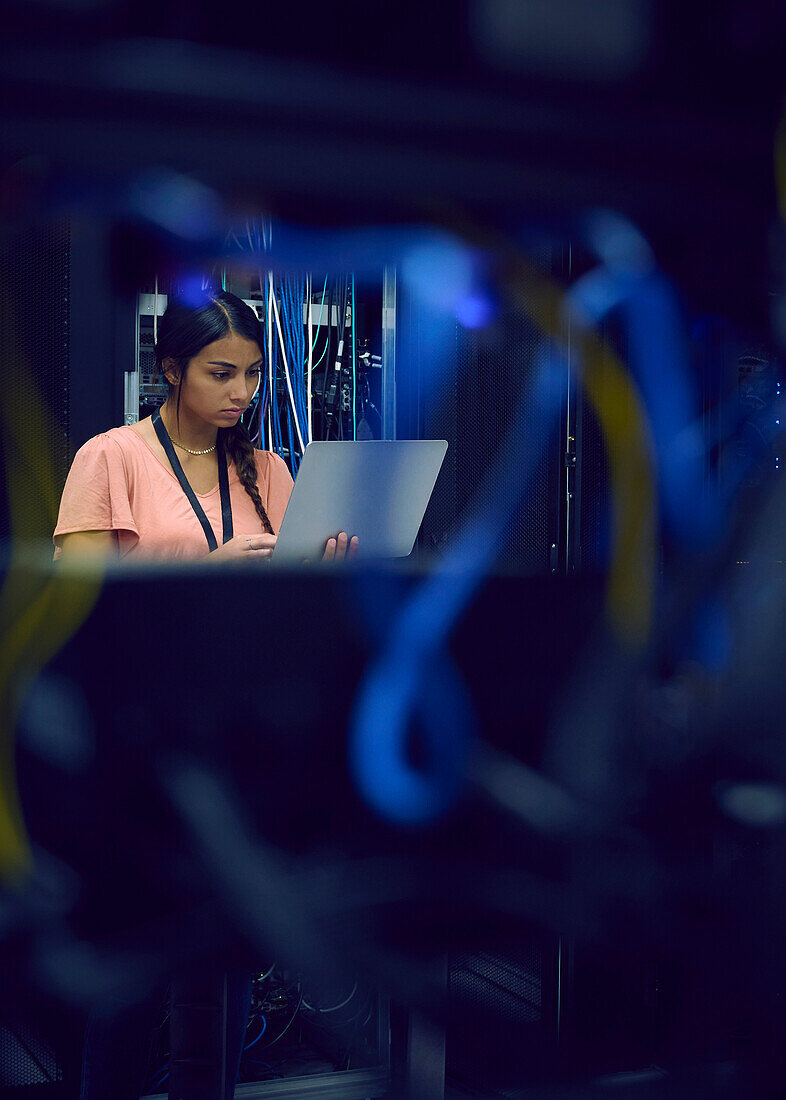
[221, 421, 274, 533]
[155, 290, 274, 534]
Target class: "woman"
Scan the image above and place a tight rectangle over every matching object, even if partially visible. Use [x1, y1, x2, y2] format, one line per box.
[55, 289, 357, 563]
[54, 290, 355, 1098]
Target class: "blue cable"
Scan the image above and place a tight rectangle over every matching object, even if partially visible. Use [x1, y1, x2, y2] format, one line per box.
[274, 274, 283, 457]
[298, 275, 308, 429]
[309, 275, 329, 354]
[281, 277, 297, 464]
[310, 334, 331, 372]
[286, 274, 309, 459]
[271, 293, 284, 459]
[262, 271, 319, 466]
[248, 1060, 282, 1078]
[258, 304, 269, 450]
[293, 276, 308, 435]
[258, 365, 268, 451]
[270, 351, 280, 456]
[280, 277, 297, 462]
[273, 374, 282, 455]
[297, 275, 309, 442]
[283, 278, 298, 429]
[351, 273, 357, 439]
[244, 1014, 268, 1051]
[286, 404, 296, 476]
[149, 1069, 169, 1093]
[350, 352, 565, 825]
[308, 277, 331, 388]
[263, 272, 275, 453]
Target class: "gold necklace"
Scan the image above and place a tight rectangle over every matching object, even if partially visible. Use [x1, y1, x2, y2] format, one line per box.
[158, 408, 217, 455]
[171, 439, 216, 456]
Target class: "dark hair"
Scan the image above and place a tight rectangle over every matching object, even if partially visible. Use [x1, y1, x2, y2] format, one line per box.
[155, 290, 274, 534]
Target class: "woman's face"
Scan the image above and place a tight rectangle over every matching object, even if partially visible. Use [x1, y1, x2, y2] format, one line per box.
[167, 332, 263, 427]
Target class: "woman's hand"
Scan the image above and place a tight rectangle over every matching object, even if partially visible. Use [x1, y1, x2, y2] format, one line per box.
[210, 533, 277, 561]
[322, 532, 359, 561]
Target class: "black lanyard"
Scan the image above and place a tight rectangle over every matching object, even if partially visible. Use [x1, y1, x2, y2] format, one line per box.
[152, 407, 233, 552]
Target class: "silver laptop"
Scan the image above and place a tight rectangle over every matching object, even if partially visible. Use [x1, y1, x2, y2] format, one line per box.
[272, 440, 448, 563]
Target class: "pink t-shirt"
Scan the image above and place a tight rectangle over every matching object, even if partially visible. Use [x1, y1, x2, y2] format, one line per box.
[53, 426, 294, 560]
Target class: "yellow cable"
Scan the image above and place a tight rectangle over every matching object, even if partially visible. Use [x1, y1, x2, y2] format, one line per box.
[775, 107, 786, 220]
[0, 299, 105, 881]
[505, 256, 657, 647]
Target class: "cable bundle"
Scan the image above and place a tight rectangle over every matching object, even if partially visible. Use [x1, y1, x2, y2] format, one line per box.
[214, 220, 361, 474]
[243, 271, 358, 476]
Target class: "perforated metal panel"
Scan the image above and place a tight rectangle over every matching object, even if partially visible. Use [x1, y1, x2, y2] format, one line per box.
[0, 1017, 60, 1087]
[450, 947, 542, 1025]
[575, 319, 628, 573]
[576, 393, 611, 571]
[420, 306, 559, 572]
[447, 941, 556, 1093]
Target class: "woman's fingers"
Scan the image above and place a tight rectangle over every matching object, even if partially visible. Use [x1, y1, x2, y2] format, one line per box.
[244, 534, 277, 554]
[322, 533, 359, 561]
[232, 532, 359, 563]
[210, 533, 277, 562]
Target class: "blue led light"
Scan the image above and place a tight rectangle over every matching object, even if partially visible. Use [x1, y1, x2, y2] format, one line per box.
[179, 274, 207, 308]
[455, 293, 495, 329]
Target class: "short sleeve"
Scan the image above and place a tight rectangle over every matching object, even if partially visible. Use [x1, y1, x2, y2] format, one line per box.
[53, 434, 139, 551]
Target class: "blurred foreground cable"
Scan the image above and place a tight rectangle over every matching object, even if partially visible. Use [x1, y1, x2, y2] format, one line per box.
[245, 217, 658, 645]
[163, 758, 345, 993]
[0, 298, 104, 880]
[351, 220, 657, 828]
[351, 355, 564, 825]
[504, 241, 657, 649]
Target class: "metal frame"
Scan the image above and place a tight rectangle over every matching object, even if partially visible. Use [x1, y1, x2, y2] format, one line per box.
[126, 292, 169, 426]
[144, 987, 390, 1099]
[146, 1066, 389, 1100]
[381, 266, 396, 441]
